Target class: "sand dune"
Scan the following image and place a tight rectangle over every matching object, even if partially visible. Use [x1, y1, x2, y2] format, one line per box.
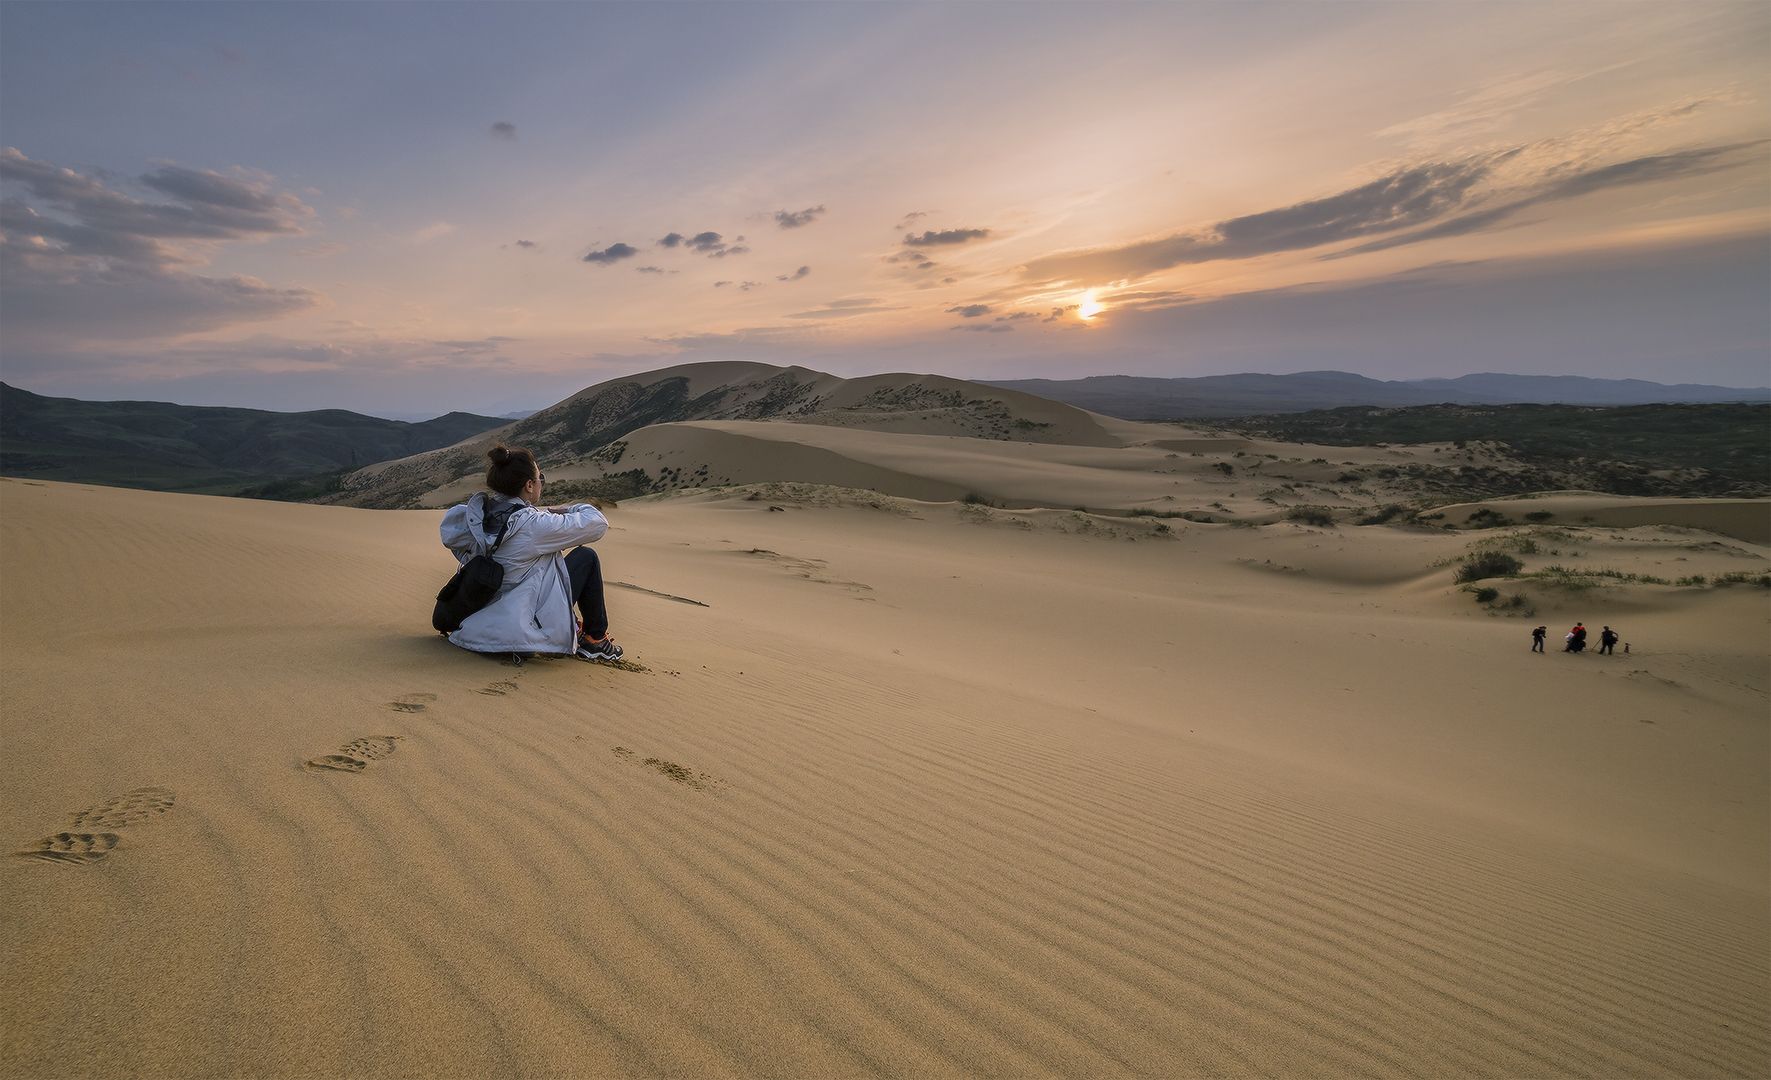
[1434, 493, 1771, 543]
[1, 477, 1766, 1078]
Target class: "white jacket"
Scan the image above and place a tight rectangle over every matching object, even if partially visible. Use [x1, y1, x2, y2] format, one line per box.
[439, 492, 609, 654]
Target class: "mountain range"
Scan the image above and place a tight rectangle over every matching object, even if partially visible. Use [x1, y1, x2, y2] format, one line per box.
[984, 371, 1771, 420]
[0, 382, 507, 496]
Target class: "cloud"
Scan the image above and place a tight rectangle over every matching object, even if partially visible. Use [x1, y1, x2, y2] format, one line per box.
[293, 241, 347, 258]
[0, 147, 311, 263]
[776, 265, 811, 282]
[946, 304, 991, 318]
[905, 227, 991, 247]
[0, 148, 319, 344]
[995, 312, 1037, 322]
[635, 265, 666, 274]
[774, 205, 826, 229]
[1328, 140, 1769, 259]
[513, 239, 537, 249]
[1084, 232, 1771, 386]
[738, 281, 763, 291]
[951, 323, 1011, 333]
[646, 325, 805, 350]
[1042, 304, 1080, 322]
[582, 242, 638, 265]
[1023, 157, 1499, 283]
[490, 121, 517, 140]
[672, 230, 748, 258]
[785, 297, 904, 320]
[896, 210, 932, 228]
[884, 249, 937, 271]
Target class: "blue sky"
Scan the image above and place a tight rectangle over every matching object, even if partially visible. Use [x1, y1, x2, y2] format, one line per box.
[2, 1, 1767, 416]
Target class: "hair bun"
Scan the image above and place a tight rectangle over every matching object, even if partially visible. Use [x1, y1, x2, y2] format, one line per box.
[487, 444, 511, 466]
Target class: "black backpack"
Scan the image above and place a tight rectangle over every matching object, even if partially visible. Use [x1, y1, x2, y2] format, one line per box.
[432, 510, 515, 634]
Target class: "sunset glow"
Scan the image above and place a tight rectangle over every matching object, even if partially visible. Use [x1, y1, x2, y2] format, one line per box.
[0, 2, 1764, 416]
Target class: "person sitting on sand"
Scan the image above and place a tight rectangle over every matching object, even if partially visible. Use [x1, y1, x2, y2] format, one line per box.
[1531, 625, 1547, 653]
[1565, 622, 1587, 653]
[1598, 626, 1618, 655]
[440, 444, 623, 661]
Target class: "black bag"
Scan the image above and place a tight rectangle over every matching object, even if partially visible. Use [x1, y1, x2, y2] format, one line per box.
[432, 511, 514, 634]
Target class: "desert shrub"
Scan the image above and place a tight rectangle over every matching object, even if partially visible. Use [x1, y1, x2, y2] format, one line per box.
[1676, 574, 1707, 586]
[1470, 586, 1499, 603]
[1152, 522, 1172, 535]
[1454, 551, 1523, 583]
[1466, 507, 1511, 526]
[1524, 510, 1555, 522]
[1213, 462, 1234, 476]
[960, 492, 994, 506]
[1714, 572, 1771, 588]
[1336, 472, 1362, 483]
[1286, 505, 1336, 527]
[1357, 503, 1408, 525]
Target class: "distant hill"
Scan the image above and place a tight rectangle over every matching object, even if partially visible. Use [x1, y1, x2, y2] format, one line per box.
[985, 371, 1771, 420]
[326, 361, 1131, 508]
[1217, 402, 1770, 498]
[0, 383, 508, 497]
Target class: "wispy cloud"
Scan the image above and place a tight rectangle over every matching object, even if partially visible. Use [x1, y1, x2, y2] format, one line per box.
[582, 242, 638, 265]
[1022, 158, 1499, 283]
[946, 304, 990, 318]
[786, 297, 903, 319]
[1326, 140, 1766, 259]
[905, 227, 990, 247]
[774, 205, 826, 229]
[0, 147, 319, 344]
[776, 265, 811, 281]
[490, 121, 517, 140]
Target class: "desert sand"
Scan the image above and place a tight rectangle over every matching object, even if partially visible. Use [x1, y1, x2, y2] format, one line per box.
[2, 472, 1767, 1079]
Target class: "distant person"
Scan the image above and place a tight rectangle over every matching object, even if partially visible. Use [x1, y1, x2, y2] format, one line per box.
[439, 444, 623, 661]
[1598, 626, 1619, 655]
[1565, 622, 1587, 654]
[1531, 625, 1547, 653]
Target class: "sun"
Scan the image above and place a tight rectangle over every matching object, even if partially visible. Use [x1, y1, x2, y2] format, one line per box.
[1077, 290, 1103, 319]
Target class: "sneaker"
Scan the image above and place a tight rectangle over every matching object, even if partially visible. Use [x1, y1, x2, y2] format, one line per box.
[576, 634, 623, 662]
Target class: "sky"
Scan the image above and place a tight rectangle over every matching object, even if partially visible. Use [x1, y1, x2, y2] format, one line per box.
[1, 1, 1767, 418]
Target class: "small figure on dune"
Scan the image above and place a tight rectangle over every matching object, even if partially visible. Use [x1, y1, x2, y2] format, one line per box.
[437, 444, 625, 662]
[1531, 625, 1547, 653]
[1565, 622, 1587, 653]
[1598, 626, 1619, 655]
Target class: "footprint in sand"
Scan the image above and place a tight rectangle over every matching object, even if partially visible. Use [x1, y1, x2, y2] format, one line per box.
[304, 735, 403, 773]
[611, 746, 723, 791]
[475, 681, 519, 696]
[16, 787, 178, 865]
[385, 692, 436, 713]
[17, 832, 122, 865]
[68, 786, 176, 829]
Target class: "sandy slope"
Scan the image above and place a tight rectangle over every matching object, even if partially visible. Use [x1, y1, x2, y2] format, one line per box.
[1, 477, 1766, 1079]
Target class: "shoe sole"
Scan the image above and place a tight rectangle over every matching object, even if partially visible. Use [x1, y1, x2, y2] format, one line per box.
[575, 648, 624, 662]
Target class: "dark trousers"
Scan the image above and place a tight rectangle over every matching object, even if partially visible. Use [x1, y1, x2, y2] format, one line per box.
[1599, 642, 1614, 654]
[563, 546, 609, 639]
[1532, 639, 1544, 652]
